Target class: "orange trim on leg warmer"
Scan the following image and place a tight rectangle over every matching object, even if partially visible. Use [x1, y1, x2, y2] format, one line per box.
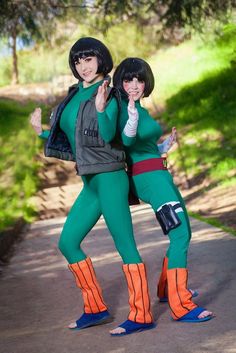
[167, 268, 197, 320]
[123, 263, 153, 324]
[157, 256, 168, 299]
[69, 257, 108, 314]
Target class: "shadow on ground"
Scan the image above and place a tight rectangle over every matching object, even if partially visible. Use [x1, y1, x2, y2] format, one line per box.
[0, 205, 235, 353]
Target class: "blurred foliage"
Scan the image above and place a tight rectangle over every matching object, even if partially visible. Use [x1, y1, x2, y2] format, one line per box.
[155, 24, 236, 184]
[1, 0, 236, 84]
[0, 22, 157, 86]
[0, 99, 48, 232]
[0, 0, 87, 83]
[92, 0, 236, 34]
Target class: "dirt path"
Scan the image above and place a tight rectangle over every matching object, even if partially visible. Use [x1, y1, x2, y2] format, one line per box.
[1, 204, 236, 353]
[181, 182, 236, 231]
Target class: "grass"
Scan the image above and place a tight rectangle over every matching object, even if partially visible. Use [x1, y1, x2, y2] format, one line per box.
[0, 99, 47, 232]
[150, 24, 236, 103]
[189, 211, 236, 236]
[151, 24, 236, 185]
[163, 66, 236, 183]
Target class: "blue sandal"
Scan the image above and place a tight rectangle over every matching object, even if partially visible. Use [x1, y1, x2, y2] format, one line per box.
[69, 310, 111, 330]
[176, 307, 213, 323]
[159, 289, 198, 303]
[110, 319, 156, 336]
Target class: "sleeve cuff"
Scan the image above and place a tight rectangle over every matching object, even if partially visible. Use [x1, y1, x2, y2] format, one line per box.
[97, 111, 107, 119]
[39, 130, 50, 139]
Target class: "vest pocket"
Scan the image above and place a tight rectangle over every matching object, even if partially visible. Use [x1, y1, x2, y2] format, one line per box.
[81, 119, 105, 147]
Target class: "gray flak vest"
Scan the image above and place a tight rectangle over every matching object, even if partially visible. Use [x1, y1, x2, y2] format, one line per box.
[45, 84, 125, 176]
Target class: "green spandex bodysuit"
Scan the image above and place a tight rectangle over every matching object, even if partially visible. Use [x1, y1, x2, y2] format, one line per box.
[40, 81, 141, 264]
[119, 99, 192, 269]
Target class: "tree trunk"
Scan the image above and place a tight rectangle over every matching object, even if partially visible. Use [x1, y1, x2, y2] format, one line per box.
[11, 30, 19, 85]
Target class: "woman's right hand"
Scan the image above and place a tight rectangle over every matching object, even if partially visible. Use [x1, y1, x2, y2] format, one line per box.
[30, 107, 42, 135]
[128, 95, 138, 121]
[95, 80, 109, 112]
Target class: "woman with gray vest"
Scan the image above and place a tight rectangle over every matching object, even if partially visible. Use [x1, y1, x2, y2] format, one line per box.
[30, 37, 155, 336]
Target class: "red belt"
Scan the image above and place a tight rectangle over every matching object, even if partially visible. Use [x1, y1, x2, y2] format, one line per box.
[128, 158, 167, 176]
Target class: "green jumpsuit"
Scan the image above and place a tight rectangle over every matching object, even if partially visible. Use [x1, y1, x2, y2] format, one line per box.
[40, 80, 141, 264]
[119, 99, 192, 269]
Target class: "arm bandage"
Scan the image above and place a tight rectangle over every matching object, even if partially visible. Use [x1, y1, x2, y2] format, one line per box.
[123, 105, 139, 137]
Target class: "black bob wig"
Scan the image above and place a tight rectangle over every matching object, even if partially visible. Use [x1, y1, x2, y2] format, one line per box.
[113, 58, 155, 97]
[69, 37, 113, 81]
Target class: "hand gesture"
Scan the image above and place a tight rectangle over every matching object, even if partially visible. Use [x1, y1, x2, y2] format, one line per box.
[158, 127, 177, 154]
[30, 107, 42, 135]
[168, 127, 177, 148]
[128, 94, 135, 111]
[95, 80, 109, 113]
[128, 95, 138, 121]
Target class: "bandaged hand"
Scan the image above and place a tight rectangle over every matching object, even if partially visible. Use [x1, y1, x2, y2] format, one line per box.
[128, 95, 138, 121]
[158, 127, 177, 154]
[123, 95, 139, 137]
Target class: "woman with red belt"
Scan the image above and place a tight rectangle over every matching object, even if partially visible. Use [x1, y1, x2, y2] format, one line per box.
[110, 57, 213, 335]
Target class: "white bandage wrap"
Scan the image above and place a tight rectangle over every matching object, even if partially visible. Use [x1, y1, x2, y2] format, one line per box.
[158, 135, 173, 154]
[157, 201, 183, 213]
[123, 105, 139, 137]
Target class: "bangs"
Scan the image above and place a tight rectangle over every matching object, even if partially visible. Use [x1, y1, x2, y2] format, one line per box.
[72, 49, 96, 63]
[122, 61, 146, 82]
[123, 71, 146, 82]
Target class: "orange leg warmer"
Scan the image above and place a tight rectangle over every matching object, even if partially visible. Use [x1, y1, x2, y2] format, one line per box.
[69, 257, 108, 314]
[167, 268, 197, 320]
[157, 256, 168, 299]
[123, 263, 153, 324]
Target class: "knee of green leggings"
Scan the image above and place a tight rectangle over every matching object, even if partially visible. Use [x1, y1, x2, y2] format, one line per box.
[58, 237, 70, 260]
[58, 236, 86, 264]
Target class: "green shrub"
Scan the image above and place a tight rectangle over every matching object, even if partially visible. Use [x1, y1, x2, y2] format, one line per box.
[0, 99, 45, 231]
[153, 24, 236, 185]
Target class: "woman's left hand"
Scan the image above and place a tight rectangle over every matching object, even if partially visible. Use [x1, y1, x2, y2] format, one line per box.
[168, 127, 177, 148]
[95, 80, 109, 112]
[158, 127, 177, 154]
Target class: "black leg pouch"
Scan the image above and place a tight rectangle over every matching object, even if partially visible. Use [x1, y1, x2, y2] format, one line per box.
[155, 204, 181, 235]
